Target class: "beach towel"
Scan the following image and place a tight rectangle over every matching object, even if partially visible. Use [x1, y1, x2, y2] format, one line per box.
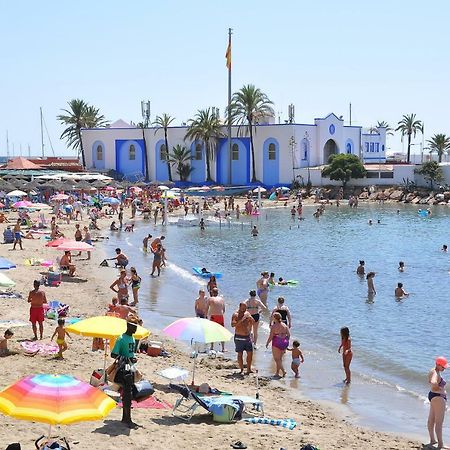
[243, 417, 297, 430]
[20, 341, 59, 355]
[0, 291, 22, 299]
[118, 396, 172, 410]
[0, 319, 28, 328]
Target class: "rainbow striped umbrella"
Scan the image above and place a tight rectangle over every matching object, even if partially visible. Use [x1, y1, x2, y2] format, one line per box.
[0, 374, 116, 427]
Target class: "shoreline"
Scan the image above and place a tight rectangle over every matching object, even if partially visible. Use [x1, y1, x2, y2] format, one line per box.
[0, 208, 426, 449]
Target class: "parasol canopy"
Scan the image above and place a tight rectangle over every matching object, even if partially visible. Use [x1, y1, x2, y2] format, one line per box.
[0, 374, 116, 425]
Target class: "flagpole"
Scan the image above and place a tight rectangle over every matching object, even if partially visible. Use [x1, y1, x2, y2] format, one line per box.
[227, 28, 232, 185]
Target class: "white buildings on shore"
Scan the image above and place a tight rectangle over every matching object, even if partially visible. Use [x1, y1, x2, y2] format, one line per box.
[82, 113, 387, 185]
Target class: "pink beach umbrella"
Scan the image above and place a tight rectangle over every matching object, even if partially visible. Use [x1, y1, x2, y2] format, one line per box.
[51, 194, 69, 201]
[45, 238, 70, 248]
[104, 186, 115, 192]
[56, 241, 94, 252]
[12, 201, 33, 208]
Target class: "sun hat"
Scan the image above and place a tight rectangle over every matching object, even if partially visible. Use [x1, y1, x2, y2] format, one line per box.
[436, 356, 448, 369]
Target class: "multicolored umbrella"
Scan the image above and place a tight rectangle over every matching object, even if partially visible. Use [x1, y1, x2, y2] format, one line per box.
[163, 317, 232, 384]
[51, 193, 69, 201]
[163, 317, 232, 344]
[0, 374, 116, 426]
[56, 241, 94, 252]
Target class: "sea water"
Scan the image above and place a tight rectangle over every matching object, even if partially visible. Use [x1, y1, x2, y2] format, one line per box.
[102, 203, 450, 439]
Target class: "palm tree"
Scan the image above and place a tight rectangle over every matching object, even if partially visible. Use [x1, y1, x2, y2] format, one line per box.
[168, 144, 193, 181]
[153, 113, 175, 181]
[427, 133, 450, 163]
[136, 121, 149, 181]
[227, 84, 274, 182]
[57, 99, 108, 168]
[376, 121, 394, 136]
[185, 108, 224, 182]
[396, 114, 423, 163]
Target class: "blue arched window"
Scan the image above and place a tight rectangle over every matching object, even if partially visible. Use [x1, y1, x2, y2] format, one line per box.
[195, 143, 202, 160]
[96, 144, 103, 161]
[129, 144, 136, 160]
[345, 139, 354, 154]
[232, 143, 239, 160]
[301, 139, 309, 160]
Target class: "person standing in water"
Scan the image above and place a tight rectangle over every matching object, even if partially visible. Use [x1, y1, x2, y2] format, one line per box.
[266, 312, 290, 378]
[427, 356, 448, 449]
[256, 272, 270, 306]
[251, 226, 258, 237]
[395, 282, 409, 298]
[206, 287, 225, 352]
[231, 302, 255, 375]
[244, 290, 267, 346]
[338, 326, 352, 384]
[398, 261, 405, 272]
[356, 260, 365, 275]
[142, 234, 152, 253]
[270, 297, 292, 328]
[194, 289, 208, 318]
[366, 272, 376, 295]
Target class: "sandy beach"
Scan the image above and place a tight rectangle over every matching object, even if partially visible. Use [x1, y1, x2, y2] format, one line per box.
[0, 208, 426, 450]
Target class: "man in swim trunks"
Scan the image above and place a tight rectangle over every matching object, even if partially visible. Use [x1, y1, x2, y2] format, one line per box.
[244, 290, 267, 346]
[151, 235, 165, 251]
[109, 248, 129, 268]
[256, 271, 270, 306]
[206, 287, 225, 352]
[28, 280, 47, 340]
[13, 219, 23, 250]
[231, 302, 255, 375]
[194, 289, 208, 318]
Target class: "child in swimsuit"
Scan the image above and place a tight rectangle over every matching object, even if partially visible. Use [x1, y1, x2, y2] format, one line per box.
[338, 326, 352, 384]
[51, 318, 71, 359]
[288, 340, 304, 378]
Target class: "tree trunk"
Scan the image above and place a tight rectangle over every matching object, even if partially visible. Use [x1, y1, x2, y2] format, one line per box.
[205, 140, 212, 181]
[407, 133, 412, 163]
[142, 128, 149, 181]
[249, 121, 257, 182]
[438, 152, 442, 163]
[78, 127, 86, 168]
[164, 129, 172, 181]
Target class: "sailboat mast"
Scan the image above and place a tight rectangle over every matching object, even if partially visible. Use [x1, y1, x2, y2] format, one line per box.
[40, 107, 45, 157]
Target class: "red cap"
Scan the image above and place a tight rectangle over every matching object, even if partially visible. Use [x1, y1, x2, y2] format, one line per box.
[436, 356, 448, 369]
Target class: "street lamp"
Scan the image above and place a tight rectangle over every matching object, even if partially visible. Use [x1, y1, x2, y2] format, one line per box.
[289, 136, 296, 182]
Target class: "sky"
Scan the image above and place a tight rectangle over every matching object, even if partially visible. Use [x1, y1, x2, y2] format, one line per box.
[1, 0, 449, 158]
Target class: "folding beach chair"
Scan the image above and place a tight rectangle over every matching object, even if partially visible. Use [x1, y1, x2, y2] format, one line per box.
[170, 383, 264, 422]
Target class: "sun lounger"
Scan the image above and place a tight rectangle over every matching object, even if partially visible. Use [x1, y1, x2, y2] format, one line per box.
[170, 383, 264, 421]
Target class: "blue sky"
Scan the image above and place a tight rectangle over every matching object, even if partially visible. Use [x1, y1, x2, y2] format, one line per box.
[1, 0, 448, 157]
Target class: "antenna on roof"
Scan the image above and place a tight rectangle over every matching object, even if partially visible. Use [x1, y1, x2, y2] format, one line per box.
[288, 104, 295, 124]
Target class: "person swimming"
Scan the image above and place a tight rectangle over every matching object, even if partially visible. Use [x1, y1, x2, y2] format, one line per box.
[395, 282, 409, 298]
[356, 260, 365, 275]
[268, 272, 275, 286]
[398, 261, 405, 272]
[278, 277, 288, 285]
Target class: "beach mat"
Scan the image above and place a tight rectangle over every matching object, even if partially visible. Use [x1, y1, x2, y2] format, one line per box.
[118, 396, 172, 410]
[20, 341, 59, 355]
[0, 320, 28, 328]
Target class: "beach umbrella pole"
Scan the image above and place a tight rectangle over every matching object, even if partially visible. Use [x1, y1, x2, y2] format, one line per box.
[47, 424, 52, 439]
[191, 342, 197, 385]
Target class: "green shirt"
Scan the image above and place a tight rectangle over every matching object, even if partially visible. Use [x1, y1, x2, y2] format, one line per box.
[112, 334, 136, 359]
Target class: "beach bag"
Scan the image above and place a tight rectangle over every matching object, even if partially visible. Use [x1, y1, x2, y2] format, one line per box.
[212, 403, 239, 423]
[90, 369, 106, 387]
[132, 380, 154, 402]
[105, 359, 123, 383]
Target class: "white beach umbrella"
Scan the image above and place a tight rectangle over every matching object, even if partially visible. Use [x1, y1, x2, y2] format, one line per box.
[6, 190, 27, 197]
[158, 185, 170, 191]
[252, 187, 267, 193]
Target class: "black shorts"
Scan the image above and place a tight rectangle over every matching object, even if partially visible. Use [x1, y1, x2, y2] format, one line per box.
[251, 313, 260, 323]
[234, 335, 253, 353]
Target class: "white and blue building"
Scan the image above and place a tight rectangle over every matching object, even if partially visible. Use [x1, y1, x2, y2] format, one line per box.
[82, 113, 386, 186]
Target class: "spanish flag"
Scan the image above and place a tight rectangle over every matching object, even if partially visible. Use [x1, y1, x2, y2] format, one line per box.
[225, 42, 231, 69]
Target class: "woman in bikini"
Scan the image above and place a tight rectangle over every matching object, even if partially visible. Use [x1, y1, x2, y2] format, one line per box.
[151, 243, 163, 276]
[110, 269, 129, 302]
[338, 326, 353, 384]
[266, 312, 290, 378]
[427, 356, 448, 449]
[270, 297, 292, 328]
[129, 267, 141, 306]
[256, 271, 269, 306]
[207, 275, 217, 296]
[244, 290, 267, 346]
[366, 272, 376, 295]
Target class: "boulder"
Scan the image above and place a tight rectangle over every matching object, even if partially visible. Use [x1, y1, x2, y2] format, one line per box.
[369, 192, 379, 201]
[411, 196, 422, 204]
[404, 193, 415, 203]
[359, 191, 369, 200]
[443, 191, 450, 200]
[389, 190, 404, 201]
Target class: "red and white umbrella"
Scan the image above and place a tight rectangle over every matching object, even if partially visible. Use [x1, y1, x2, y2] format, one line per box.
[56, 241, 94, 252]
[130, 186, 142, 193]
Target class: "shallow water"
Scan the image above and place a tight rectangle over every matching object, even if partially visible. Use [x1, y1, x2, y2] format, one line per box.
[103, 203, 450, 439]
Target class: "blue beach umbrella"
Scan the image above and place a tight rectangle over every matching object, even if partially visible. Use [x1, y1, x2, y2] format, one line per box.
[103, 197, 120, 205]
[0, 257, 16, 270]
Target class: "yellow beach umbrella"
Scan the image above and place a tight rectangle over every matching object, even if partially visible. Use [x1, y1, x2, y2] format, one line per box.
[66, 316, 150, 340]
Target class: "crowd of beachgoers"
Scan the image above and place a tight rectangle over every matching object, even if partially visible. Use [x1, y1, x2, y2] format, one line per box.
[0, 184, 445, 449]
